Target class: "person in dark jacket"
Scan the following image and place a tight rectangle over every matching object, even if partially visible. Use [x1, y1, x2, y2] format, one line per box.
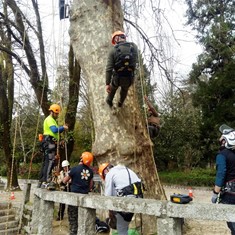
[105, 30, 138, 108]
[144, 96, 160, 139]
[63, 152, 94, 235]
[212, 124, 235, 235]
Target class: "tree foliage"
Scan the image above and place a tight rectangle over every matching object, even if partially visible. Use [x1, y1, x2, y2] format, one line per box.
[185, 0, 235, 156]
[0, 1, 81, 188]
[155, 89, 202, 170]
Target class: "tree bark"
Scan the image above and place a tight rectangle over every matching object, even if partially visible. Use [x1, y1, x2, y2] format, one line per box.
[70, 1, 166, 232]
[0, 56, 19, 189]
[70, 0, 166, 198]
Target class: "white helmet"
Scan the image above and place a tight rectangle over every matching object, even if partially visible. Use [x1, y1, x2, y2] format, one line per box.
[219, 124, 235, 149]
[220, 130, 235, 150]
[62, 160, 70, 167]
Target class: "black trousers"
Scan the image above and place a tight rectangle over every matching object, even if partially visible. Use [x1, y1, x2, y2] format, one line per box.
[40, 139, 56, 182]
[58, 203, 66, 219]
[107, 74, 134, 104]
[148, 125, 160, 139]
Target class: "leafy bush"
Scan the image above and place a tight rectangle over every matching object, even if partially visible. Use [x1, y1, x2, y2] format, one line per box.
[158, 168, 216, 187]
[0, 165, 7, 176]
[18, 163, 41, 179]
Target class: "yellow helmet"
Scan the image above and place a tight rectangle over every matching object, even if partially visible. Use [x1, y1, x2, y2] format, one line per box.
[49, 104, 61, 114]
[98, 162, 109, 180]
[81, 152, 94, 166]
[111, 31, 125, 45]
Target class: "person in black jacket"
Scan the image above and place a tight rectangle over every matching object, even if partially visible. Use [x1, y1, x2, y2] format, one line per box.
[105, 31, 138, 108]
[212, 124, 235, 235]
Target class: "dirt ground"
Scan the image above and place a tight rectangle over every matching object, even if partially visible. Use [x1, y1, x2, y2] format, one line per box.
[0, 180, 231, 235]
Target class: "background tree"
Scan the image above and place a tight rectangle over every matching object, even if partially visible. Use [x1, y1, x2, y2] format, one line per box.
[0, 1, 80, 188]
[185, 0, 235, 161]
[155, 88, 202, 170]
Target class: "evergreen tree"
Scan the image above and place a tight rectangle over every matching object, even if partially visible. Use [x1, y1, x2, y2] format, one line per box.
[185, 0, 235, 157]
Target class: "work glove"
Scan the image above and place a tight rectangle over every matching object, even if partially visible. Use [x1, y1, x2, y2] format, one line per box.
[211, 192, 219, 203]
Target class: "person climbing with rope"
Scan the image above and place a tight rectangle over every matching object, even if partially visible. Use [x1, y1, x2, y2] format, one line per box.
[105, 30, 139, 108]
[98, 163, 143, 235]
[39, 104, 68, 189]
[144, 96, 160, 140]
[212, 124, 235, 234]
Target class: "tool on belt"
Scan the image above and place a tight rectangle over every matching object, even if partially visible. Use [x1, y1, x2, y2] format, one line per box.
[170, 194, 193, 204]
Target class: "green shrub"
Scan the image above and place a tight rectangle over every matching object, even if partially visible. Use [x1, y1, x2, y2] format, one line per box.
[158, 168, 216, 187]
[0, 165, 7, 176]
[18, 163, 41, 179]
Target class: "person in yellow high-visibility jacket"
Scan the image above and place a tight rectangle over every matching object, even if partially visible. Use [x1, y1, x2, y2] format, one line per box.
[39, 104, 68, 189]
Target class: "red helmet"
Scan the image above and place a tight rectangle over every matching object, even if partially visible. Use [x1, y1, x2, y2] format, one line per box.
[81, 152, 93, 166]
[49, 104, 61, 114]
[98, 163, 109, 180]
[111, 31, 125, 45]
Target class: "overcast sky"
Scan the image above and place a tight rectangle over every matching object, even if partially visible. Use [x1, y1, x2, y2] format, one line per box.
[38, 0, 203, 101]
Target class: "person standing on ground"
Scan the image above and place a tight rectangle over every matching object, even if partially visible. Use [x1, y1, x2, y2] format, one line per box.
[56, 160, 71, 221]
[144, 96, 160, 139]
[98, 163, 143, 235]
[39, 104, 68, 189]
[212, 124, 235, 235]
[63, 152, 94, 235]
[105, 30, 138, 108]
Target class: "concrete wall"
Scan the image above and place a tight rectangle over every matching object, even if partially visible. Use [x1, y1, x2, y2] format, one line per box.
[30, 188, 235, 235]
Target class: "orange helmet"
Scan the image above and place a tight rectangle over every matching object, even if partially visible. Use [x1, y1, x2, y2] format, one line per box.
[49, 104, 61, 114]
[81, 152, 93, 166]
[111, 31, 125, 45]
[98, 162, 110, 180]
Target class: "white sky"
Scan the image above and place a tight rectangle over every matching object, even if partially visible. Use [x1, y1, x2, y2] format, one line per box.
[38, 0, 202, 102]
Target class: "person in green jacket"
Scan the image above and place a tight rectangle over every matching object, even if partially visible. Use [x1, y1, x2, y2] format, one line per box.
[105, 30, 138, 108]
[39, 104, 68, 189]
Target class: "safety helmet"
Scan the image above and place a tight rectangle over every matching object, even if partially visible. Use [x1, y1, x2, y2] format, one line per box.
[81, 152, 93, 166]
[62, 160, 70, 167]
[111, 31, 125, 45]
[47, 181, 57, 191]
[49, 104, 61, 114]
[220, 130, 235, 149]
[98, 163, 110, 180]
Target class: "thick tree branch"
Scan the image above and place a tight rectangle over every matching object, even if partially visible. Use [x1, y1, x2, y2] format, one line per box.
[0, 45, 31, 77]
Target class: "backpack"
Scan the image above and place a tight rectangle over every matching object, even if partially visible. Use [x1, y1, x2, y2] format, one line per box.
[114, 42, 136, 74]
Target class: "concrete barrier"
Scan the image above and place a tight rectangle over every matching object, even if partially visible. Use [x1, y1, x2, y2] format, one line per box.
[29, 188, 235, 235]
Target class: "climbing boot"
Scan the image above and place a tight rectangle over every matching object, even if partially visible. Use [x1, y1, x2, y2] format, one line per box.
[106, 98, 113, 108]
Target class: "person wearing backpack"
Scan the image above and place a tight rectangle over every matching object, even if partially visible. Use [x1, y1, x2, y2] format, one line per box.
[98, 163, 143, 235]
[105, 31, 138, 108]
[211, 124, 235, 235]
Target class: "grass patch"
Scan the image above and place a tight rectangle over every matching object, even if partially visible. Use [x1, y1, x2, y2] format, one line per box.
[158, 168, 216, 187]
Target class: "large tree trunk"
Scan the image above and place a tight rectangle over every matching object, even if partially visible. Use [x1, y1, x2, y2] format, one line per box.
[70, 0, 166, 197]
[70, 1, 166, 232]
[70, 0, 166, 231]
[0, 55, 19, 189]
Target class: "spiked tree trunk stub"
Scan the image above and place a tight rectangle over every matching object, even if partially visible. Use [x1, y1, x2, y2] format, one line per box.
[69, 0, 166, 201]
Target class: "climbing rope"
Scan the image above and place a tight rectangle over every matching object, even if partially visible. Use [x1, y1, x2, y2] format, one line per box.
[132, 0, 167, 201]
